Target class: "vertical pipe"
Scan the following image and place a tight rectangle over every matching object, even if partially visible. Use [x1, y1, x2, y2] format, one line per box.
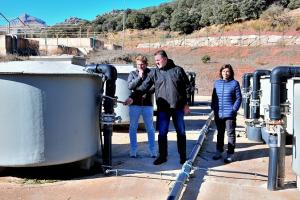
[251, 70, 271, 119]
[278, 130, 286, 188]
[270, 82, 281, 120]
[96, 64, 117, 166]
[242, 73, 252, 119]
[268, 66, 300, 190]
[269, 66, 300, 120]
[268, 134, 279, 190]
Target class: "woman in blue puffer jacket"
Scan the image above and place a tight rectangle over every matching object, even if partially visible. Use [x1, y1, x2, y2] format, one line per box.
[211, 64, 242, 163]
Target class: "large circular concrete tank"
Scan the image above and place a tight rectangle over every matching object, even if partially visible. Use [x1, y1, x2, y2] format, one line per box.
[0, 61, 103, 167]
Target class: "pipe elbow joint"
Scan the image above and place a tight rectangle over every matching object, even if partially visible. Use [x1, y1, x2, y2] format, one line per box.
[271, 66, 291, 84]
[96, 64, 117, 81]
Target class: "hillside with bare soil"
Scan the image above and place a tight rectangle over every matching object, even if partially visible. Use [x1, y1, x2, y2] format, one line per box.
[87, 43, 300, 95]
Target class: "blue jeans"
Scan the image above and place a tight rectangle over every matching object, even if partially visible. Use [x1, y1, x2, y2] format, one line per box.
[157, 109, 186, 137]
[156, 109, 186, 160]
[129, 105, 156, 156]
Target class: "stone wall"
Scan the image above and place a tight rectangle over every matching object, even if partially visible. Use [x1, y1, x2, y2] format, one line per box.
[137, 35, 300, 48]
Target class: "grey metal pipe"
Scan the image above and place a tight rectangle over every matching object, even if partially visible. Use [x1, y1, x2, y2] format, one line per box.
[269, 66, 300, 120]
[167, 111, 214, 200]
[267, 134, 279, 190]
[105, 168, 177, 178]
[251, 70, 271, 119]
[267, 66, 300, 190]
[278, 130, 286, 188]
[242, 73, 252, 119]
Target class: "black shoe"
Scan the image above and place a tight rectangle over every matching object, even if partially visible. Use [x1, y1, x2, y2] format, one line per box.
[153, 157, 167, 165]
[212, 151, 222, 160]
[180, 159, 186, 164]
[224, 154, 234, 164]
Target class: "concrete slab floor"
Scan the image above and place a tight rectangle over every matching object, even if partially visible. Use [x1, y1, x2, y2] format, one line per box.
[0, 95, 299, 200]
[0, 96, 210, 200]
[182, 112, 300, 200]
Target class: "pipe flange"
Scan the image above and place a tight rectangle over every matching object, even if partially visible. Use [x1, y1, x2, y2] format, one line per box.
[101, 113, 120, 124]
[280, 102, 290, 115]
[267, 119, 285, 126]
[250, 99, 260, 107]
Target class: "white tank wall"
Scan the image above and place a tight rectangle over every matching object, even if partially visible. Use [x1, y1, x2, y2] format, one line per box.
[113, 64, 137, 124]
[0, 62, 103, 167]
[290, 78, 300, 176]
[260, 77, 271, 118]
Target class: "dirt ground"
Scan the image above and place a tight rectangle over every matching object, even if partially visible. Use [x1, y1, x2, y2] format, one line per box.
[0, 96, 299, 200]
[88, 44, 300, 96]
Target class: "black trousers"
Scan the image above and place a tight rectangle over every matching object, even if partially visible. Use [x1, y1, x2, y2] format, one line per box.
[215, 116, 236, 154]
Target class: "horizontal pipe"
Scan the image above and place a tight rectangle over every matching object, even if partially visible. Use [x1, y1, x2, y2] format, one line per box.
[167, 112, 214, 200]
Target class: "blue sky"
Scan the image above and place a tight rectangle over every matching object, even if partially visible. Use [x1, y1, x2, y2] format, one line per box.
[0, 0, 171, 25]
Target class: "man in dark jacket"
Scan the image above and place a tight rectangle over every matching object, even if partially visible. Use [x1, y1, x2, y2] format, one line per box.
[125, 50, 191, 165]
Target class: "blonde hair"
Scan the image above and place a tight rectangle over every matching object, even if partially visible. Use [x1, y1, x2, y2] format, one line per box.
[135, 55, 148, 65]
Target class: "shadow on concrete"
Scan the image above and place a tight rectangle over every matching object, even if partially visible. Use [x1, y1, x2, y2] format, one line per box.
[0, 162, 104, 181]
[181, 122, 294, 200]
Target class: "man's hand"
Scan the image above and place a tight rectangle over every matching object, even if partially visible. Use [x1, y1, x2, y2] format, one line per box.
[124, 97, 133, 105]
[184, 104, 190, 114]
[138, 70, 144, 78]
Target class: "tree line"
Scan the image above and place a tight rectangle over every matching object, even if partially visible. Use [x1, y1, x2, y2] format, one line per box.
[51, 0, 300, 35]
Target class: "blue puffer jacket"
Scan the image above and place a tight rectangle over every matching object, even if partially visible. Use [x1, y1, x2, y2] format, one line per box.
[211, 79, 242, 118]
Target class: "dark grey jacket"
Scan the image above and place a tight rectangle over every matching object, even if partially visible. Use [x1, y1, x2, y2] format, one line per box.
[127, 68, 154, 106]
[132, 59, 191, 111]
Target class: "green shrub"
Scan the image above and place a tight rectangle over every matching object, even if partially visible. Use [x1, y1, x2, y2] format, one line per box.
[201, 55, 211, 63]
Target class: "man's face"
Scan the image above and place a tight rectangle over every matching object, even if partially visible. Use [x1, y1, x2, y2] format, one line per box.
[155, 55, 167, 69]
[136, 60, 147, 71]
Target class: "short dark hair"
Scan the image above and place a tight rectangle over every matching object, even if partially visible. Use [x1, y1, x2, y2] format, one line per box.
[219, 64, 235, 80]
[154, 50, 168, 58]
